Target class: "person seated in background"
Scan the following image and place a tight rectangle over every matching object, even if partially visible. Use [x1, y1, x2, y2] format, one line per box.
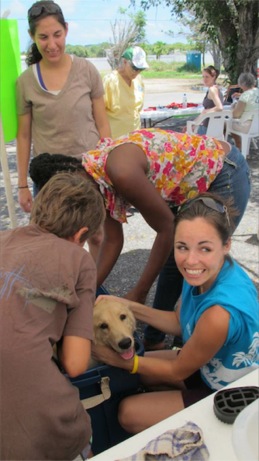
[187, 65, 224, 134]
[223, 85, 242, 105]
[92, 193, 259, 434]
[230, 72, 259, 148]
[0, 173, 105, 460]
[103, 46, 149, 138]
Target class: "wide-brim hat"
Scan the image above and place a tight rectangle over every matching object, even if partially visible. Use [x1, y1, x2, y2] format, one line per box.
[121, 46, 149, 70]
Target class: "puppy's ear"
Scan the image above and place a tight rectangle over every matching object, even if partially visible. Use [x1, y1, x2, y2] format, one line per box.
[127, 307, 136, 331]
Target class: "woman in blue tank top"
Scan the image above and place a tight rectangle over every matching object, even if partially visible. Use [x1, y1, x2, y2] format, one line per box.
[93, 192, 258, 434]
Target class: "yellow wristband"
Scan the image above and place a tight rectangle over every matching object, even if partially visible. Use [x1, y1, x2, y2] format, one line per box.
[130, 355, 139, 374]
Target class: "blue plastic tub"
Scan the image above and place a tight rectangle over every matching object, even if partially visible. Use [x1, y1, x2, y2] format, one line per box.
[70, 335, 144, 455]
[70, 287, 144, 455]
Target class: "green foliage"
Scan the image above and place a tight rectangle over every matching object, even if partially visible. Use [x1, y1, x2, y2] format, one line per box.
[100, 59, 203, 78]
[141, 42, 193, 56]
[66, 43, 111, 58]
[135, 0, 259, 82]
[141, 59, 202, 78]
[149, 60, 169, 71]
[66, 45, 88, 57]
[152, 41, 167, 59]
[106, 8, 147, 68]
[172, 42, 191, 52]
[130, 10, 146, 42]
[176, 62, 200, 73]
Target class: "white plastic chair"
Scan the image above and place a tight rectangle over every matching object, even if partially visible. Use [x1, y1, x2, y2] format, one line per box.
[226, 110, 259, 158]
[186, 110, 232, 140]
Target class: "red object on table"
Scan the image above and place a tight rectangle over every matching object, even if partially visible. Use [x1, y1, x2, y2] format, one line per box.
[144, 102, 198, 111]
[166, 102, 199, 109]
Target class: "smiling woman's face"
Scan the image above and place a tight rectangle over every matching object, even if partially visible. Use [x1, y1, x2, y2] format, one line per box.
[31, 15, 68, 63]
[174, 217, 230, 293]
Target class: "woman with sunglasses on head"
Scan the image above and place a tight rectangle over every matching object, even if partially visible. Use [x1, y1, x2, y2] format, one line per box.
[92, 193, 259, 434]
[16, 0, 111, 213]
[81, 128, 250, 307]
[103, 46, 149, 138]
[229, 72, 259, 149]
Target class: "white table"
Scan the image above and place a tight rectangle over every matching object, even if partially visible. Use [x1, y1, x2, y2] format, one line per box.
[91, 369, 258, 461]
[141, 105, 203, 128]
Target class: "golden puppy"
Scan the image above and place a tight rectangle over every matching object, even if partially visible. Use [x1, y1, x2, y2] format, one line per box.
[92, 298, 136, 363]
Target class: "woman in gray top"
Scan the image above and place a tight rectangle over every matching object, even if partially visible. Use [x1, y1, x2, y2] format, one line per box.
[191, 65, 224, 134]
[16, 0, 111, 213]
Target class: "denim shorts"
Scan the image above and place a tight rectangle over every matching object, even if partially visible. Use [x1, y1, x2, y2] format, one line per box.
[208, 144, 251, 227]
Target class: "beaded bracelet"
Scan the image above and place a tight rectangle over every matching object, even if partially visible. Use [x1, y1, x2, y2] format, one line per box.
[18, 186, 29, 189]
[130, 355, 139, 374]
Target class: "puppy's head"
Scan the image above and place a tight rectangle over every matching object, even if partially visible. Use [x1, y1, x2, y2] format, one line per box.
[93, 299, 136, 360]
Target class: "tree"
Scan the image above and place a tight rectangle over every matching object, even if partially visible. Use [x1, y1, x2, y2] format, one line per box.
[171, 12, 222, 69]
[65, 45, 88, 57]
[106, 8, 147, 69]
[152, 41, 167, 59]
[132, 10, 147, 43]
[135, 0, 259, 83]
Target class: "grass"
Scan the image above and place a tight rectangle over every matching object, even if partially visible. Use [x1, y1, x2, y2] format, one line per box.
[141, 61, 202, 79]
[140, 61, 228, 86]
[101, 61, 203, 79]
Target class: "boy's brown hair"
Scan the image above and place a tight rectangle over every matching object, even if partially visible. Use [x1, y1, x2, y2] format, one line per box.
[30, 172, 105, 242]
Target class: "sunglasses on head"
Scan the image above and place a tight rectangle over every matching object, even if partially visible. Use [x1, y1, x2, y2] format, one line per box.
[130, 62, 142, 72]
[177, 197, 230, 226]
[28, 2, 62, 21]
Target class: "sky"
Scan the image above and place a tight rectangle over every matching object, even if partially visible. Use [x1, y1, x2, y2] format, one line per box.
[1, 0, 189, 51]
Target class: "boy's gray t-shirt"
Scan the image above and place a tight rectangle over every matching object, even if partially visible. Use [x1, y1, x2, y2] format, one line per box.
[0, 224, 96, 460]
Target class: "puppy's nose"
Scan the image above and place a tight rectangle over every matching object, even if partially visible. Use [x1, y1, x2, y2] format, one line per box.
[118, 337, 132, 350]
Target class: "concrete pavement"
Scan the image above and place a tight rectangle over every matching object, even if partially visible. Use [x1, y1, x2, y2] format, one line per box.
[143, 78, 205, 108]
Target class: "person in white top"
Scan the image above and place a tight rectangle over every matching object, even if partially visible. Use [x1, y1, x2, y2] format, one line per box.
[231, 72, 259, 148]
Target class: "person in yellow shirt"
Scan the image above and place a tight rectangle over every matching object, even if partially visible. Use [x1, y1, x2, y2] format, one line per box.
[103, 46, 149, 138]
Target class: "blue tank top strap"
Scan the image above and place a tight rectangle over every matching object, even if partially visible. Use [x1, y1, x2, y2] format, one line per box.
[36, 62, 48, 90]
